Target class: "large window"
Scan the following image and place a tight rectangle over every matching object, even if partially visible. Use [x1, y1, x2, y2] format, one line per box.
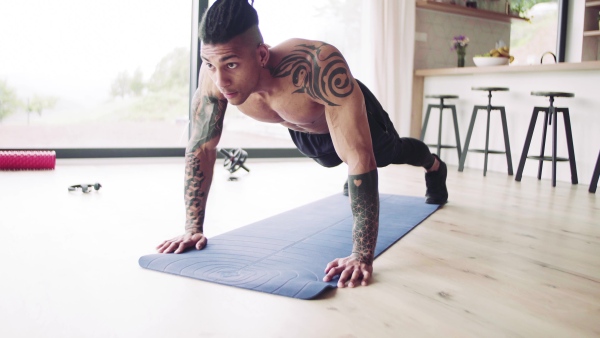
[0, 0, 192, 149]
[0, 0, 367, 152]
[510, 0, 560, 65]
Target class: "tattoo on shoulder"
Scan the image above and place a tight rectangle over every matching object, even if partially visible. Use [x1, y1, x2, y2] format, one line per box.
[188, 95, 226, 152]
[269, 43, 354, 106]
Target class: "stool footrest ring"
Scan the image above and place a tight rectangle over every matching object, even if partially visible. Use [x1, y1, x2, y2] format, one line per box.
[426, 144, 459, 149]
[526, 155, 569, 162]
[468, 149, 507, 155]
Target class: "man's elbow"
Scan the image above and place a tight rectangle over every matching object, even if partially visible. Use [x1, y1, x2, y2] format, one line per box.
[346, 151, 377, 174]
[185, 141, 218, 159]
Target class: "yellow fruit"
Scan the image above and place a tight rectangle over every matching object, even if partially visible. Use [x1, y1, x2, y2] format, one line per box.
[485, 46, 512, 59]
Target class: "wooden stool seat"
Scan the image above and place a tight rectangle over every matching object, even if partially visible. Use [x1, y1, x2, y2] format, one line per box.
[420, 95, 461, 161]
[458, 87, 513, 176]
[531, 91, 574, 98]
[425, 95, 459, 99]
[515, 92, 578, 187]
[472, 87, 509, 92]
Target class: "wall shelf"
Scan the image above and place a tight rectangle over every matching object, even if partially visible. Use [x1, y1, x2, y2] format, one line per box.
[585, 1, 600, 8]
[584, 30, 600, 37]
[415, 1, 527, 23]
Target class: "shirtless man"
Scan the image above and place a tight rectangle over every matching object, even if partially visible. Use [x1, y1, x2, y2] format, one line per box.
[156, 0, 448, 288]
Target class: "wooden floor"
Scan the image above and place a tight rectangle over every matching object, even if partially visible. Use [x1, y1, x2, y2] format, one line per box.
[0, 157, 598, 338]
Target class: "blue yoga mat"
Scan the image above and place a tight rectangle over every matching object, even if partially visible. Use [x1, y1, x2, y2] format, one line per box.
[139, 194, 439, 300]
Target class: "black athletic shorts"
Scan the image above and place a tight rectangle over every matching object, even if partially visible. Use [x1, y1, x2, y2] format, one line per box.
[289, 79, 401, 168]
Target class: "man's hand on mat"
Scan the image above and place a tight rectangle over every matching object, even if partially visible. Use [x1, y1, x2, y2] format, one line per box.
[156, 232, 208, 254]
[323, 255, 373, 288]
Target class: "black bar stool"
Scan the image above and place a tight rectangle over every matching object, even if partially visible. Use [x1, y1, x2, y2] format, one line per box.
[420, 95, 461, 160]
[590, 149, 599, 193]
[515, 91, 578, 187]
[458, 87, 513, 176]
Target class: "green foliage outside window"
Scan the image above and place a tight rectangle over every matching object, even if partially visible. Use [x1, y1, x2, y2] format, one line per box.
[0, 80, 19, 121]
[108, 47, 190, 122]
[511, 0, 554, 18]
[0, 80, 57, 122]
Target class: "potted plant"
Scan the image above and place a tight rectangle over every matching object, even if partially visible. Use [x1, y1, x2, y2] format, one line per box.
[451, 35, 470, 67]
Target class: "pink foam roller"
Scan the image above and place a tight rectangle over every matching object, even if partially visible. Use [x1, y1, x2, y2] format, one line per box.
[0, 150, 56, 170]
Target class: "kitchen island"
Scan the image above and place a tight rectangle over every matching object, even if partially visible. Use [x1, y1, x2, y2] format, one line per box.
[411, 61, 600, 184]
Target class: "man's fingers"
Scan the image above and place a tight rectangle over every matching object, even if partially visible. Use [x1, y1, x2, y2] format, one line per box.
[324, 259, 340, 273]
[323, 266, 343, 282]
[164, 241, 180, 254]
[337, 267, 354, 288]
[157, 241, 175, 253]
[196, 236, 207, 250]
[361, 270, 371, 286]
[174, 241, 188, 254]
[157, 234, 207, 254]
[156, 240, 168, 251]
[348, 269, 362, 288]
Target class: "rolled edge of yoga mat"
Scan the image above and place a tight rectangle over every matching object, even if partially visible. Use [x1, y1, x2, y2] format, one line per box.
[0, 150, 56, 170]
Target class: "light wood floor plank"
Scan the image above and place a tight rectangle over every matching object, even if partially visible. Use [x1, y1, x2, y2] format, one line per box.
[0, 157, 598, 337]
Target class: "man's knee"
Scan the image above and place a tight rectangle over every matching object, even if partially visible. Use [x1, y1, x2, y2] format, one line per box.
[389, 137, 434, 167]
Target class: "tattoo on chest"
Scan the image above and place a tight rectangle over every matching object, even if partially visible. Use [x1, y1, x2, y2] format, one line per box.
[269, 43, 354, 107]
[348, 169, 379, 265]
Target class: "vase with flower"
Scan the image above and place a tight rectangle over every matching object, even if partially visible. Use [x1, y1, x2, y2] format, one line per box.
[451, 35, 470, 68]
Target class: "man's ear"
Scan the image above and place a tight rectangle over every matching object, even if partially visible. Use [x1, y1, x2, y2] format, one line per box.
[257, 43, 270, 67]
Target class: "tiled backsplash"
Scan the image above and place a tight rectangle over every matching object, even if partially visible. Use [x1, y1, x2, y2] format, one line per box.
[415, 8, 511, 69]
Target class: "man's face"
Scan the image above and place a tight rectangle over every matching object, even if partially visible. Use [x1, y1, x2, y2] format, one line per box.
[201, 36, 261, 105]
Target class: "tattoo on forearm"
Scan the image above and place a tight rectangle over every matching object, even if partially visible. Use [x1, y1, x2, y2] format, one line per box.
[188, 95, 226, 152]
[269, 43, 354, 107]
[185, 153, 206, 233]
[348, 169, 379, 265]
[184, 94, 225, 233]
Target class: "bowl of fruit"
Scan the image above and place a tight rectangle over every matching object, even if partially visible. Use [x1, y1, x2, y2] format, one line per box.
[473, 46, 514, 67]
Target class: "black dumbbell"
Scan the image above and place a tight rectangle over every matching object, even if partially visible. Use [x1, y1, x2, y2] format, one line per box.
[219, 148, 250, 173]
[68, 183, 102, 193]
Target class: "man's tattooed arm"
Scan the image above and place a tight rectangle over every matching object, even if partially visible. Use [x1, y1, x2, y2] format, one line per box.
[348, 170, 379, 265]
[184, 94, 227, 234]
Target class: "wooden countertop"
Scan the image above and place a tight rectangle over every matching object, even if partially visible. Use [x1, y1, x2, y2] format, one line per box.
[415, 61, 600, 77]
